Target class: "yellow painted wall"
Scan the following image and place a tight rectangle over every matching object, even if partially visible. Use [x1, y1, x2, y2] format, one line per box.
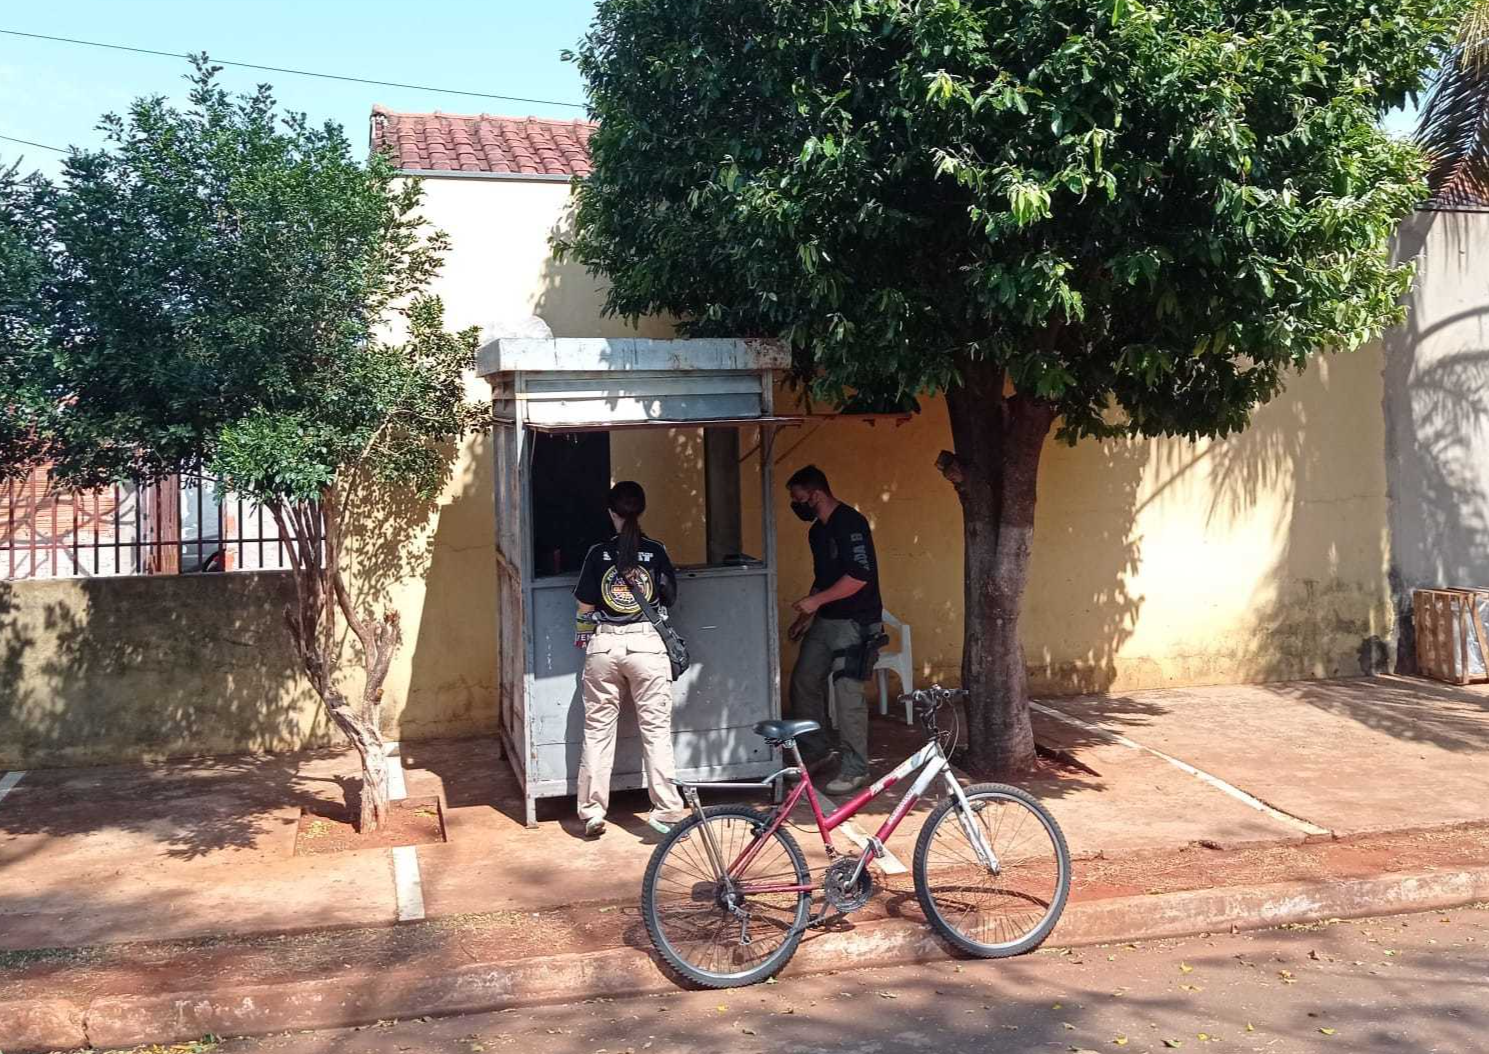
[1, 170, 1400, 768]
[768, 346, 1393, 695]
[363, 176, 677, 742]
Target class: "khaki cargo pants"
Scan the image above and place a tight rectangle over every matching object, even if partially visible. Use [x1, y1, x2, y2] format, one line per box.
[577, 622, 688, 825]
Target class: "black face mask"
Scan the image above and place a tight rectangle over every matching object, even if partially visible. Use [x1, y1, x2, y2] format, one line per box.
[790, 500, 816, 522]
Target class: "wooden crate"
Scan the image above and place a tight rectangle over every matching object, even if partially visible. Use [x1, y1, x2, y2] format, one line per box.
[1413, 588, 1489, 685]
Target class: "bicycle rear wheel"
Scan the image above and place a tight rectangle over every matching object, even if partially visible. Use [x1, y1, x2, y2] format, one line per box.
[913, 783, 1070, 957]
[641, 805, 812, 987]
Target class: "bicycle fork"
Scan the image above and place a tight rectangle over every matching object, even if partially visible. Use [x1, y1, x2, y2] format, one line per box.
[942, 770, 1002, 873]
[680, 785, 754, 942]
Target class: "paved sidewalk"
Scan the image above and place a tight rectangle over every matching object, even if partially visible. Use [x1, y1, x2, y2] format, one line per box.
[2, 675, 1487, 953]
[3, 674, 1489, 1052]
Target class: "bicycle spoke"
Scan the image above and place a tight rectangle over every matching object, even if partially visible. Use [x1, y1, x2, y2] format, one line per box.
[648, 813, 811, 982]
[919, 791, 1066, 953]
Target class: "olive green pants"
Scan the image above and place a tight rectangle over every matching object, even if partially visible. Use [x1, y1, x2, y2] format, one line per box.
[789, 616, 871, 779]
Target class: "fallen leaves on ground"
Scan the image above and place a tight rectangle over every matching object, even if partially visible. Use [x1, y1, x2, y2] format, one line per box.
[120, 1041, 220, 1054]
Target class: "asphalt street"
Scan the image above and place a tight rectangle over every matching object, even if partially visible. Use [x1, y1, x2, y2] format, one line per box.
[189, 905, 1489, 1054]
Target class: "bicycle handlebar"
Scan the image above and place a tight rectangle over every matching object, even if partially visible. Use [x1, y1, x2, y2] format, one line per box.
[897, 684, 966, 735]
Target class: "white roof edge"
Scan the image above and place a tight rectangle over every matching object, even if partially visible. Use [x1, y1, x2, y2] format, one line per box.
[477, 337, 789, 377]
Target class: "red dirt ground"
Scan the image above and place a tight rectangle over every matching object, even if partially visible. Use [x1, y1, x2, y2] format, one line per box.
[294, 796, 446, 856]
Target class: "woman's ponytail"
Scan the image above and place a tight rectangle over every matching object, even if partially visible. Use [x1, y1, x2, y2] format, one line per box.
[608, 480, 647, 572]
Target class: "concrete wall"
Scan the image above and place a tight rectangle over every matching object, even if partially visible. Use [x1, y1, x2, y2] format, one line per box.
[9, 173, 1457, 768]
[0, 573, 326, 769]
[1384, 208, 1489, 667]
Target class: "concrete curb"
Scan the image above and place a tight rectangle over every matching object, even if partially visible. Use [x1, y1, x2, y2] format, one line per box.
[9, 865, 1489, 1053]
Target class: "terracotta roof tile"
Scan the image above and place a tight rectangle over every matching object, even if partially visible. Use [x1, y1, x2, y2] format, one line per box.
[1429, 168, 1489, 210]
[371, 107, 594, 176]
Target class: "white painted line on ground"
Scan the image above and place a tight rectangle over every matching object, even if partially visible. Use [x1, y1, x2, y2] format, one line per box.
[0, 770, 24, 806]
[814, 791, 908, 875]
[384, 741, 408, 801]
[385, 744, 425, 923]
[1029, 701, 1331, 838]
[392, 845, 426, 922]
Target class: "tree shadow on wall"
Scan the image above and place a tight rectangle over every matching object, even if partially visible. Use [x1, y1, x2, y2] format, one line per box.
[1025, 438, 1148, 697]
[1188, 350, 1397, 687]
[400, 428, 501, 751]
[0, 438, 468, 856]
[0, 573, 346, 858]
[535, 203, 676, 340]
[1383, 210, 1489, 671]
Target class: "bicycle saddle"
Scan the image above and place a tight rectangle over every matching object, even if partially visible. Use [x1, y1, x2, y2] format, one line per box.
[753, 719, 821, 742]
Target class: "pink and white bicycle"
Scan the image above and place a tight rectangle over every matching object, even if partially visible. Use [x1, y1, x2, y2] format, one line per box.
[640, 686, 1071, 987]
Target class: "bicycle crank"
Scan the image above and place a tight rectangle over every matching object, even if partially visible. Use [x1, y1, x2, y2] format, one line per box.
[823, 856, 875, 912]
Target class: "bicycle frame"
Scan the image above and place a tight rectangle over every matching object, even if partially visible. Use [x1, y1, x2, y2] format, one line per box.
[692, 736, 977, 896]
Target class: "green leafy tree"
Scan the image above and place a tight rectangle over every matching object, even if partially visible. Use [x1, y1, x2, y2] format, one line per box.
[561, 0, 1460, 774]
[0, 161, 59, 481]
[4, 60, 482, 829]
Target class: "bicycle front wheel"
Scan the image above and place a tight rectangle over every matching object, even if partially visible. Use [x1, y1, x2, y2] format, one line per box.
[913, 783, 1070, 957]
[641, 805, 812, 988]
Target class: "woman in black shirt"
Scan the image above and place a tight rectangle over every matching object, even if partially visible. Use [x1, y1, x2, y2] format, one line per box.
[572, 481, 688, 838]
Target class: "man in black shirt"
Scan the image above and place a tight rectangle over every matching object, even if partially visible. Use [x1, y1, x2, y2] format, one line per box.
[785, 464, 884, 793]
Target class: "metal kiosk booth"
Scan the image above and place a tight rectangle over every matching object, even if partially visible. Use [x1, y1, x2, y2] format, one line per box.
[480, 337, 799, 827]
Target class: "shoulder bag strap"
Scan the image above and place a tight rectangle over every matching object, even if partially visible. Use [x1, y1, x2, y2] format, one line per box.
[624, 569, 667, 631]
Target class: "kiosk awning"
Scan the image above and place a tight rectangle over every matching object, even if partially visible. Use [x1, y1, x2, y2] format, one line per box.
[521, 415, 805, 434]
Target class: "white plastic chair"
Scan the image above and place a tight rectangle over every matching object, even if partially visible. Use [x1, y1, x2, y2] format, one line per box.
[826, 611, 916, 727]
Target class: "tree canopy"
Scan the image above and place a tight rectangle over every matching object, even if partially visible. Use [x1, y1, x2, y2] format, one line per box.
[0, 59, 482, 827]
[0, 162, 57, 481]
[9, 58, 480, 504]
[563, 0, 1462, 437]
[562, 0, 1461, 774]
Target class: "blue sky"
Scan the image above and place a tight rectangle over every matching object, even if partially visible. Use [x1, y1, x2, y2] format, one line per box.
[0, 0, 597, 177]
[1, 0, 1419, 180]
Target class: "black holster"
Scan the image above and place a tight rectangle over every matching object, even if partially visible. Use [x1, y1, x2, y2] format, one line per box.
[831, 621, 888, 682]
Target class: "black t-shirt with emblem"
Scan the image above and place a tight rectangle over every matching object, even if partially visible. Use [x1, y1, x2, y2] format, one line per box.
[574, 535, 678, 624]
[809, 503, 882, 624]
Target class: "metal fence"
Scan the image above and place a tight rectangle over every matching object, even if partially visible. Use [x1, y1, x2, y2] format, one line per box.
[2, 468, 311, 581]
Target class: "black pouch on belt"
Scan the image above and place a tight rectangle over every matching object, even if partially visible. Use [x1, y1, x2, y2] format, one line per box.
[835, 622, 889, 681]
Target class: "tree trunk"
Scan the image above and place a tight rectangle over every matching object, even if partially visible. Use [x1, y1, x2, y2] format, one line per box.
[321, 691, 390, 833]
[272, 490, 399, 833]
[944, 360, 1056, 778]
